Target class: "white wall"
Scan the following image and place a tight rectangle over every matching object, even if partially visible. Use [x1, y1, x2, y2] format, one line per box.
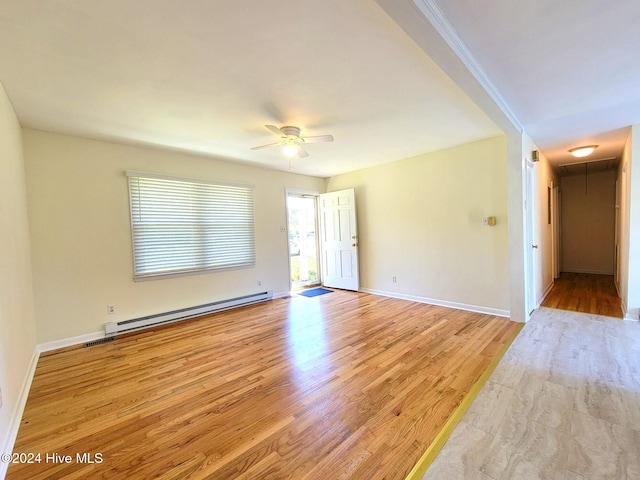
[618, 131, 631, 314]
[534, 150, 558, 302]
[23, 129, 325, 344]
[617, 125, 640, 320]
[507, 134, 528, 323]
[521, 135, 558, 309]
[326, 135, 510, 314]
[0, 83, 37, 469]
[627, 125, 640, 320]
[561, 170, 616, 275]
[531, 149, 558, 304]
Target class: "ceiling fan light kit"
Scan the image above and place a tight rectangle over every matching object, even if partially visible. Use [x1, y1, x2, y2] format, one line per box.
[569, 145, 598, 158]
[251, 124, 334, 159]
[283, 142, 298, 157]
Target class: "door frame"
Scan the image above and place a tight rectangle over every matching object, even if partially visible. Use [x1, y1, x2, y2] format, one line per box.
[285, 189, 321, 292]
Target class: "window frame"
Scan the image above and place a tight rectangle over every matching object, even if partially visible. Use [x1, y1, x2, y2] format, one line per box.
[126, 171, 256, 281]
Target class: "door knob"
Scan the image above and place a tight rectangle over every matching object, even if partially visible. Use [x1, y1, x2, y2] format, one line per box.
[532, 244, 538, 249]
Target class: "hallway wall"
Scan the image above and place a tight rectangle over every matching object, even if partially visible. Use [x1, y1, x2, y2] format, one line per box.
[530, 146, 558, 304]
[617, 124, 640, 320]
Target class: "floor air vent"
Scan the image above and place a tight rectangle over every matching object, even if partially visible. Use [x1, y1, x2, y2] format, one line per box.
[84, 337, 115, 348]
[105, 290, 273, 337]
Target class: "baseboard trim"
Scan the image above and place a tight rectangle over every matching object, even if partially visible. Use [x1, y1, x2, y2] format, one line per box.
[619, 299, 638, 322]
[562, 268, 615, 275]
[0, 347, 40, 479]
[39, 294, 290, 354]
[538, 281, 555, 306]
[360, 288, 510, 318]
[37, 331, 104, 354]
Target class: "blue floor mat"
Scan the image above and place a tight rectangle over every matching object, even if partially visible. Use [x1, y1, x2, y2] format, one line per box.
[298, 287, 333, 297]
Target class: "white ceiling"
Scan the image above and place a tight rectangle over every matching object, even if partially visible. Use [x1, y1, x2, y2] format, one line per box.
[433, 0, 640, 167]
[1, 0, 638, 177]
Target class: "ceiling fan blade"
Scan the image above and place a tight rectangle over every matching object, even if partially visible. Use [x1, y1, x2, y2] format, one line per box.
[250, 142, 283, 150]
[297, 145, 309, 158]
[302, 134, 334, 143]
[265, 125, 284, 136]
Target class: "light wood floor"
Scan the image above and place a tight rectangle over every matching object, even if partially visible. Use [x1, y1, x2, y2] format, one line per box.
[541, 272, 623, 318]
[9, 291, 520, 480]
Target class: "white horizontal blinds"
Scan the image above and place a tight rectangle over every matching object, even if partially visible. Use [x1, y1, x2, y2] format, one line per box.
[128, 173, 255, 279]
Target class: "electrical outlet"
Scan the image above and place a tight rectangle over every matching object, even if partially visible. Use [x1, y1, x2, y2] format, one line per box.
[107, 305, 116, 315]
[257, 280, 262, 286]
[392, 275, 397, 283]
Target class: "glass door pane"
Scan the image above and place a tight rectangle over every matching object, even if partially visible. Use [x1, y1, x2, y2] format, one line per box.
[287, 194, 320, 288]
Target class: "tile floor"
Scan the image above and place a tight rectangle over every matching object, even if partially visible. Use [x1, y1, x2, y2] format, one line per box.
[422, 307, 640, 480]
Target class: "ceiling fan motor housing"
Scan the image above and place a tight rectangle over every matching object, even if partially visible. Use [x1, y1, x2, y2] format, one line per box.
[280, 126, 301, 138]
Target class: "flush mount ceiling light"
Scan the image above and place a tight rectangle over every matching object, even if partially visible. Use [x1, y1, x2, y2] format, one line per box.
[569, 145, 598, 158]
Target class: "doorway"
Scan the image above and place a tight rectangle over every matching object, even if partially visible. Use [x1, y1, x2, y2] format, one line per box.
[545, 162, 620, 317]
[287, 193, 320, 289]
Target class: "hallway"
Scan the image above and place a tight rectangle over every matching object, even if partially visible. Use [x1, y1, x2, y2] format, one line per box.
[541, 273, 623, 319]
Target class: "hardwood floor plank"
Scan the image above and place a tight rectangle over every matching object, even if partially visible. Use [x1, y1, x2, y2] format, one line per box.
[540, 273, 623, 318]
[8, 291, 520, 479]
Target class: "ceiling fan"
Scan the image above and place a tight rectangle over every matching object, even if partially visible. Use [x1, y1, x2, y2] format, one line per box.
[250, 125, 334, 158]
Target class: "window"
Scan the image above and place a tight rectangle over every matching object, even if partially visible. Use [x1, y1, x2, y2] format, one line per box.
[127, 171, 255, 280]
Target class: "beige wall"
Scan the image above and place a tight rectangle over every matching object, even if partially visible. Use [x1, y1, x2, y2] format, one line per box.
[561, 169, 616, 275]
[24, 129, 325, 343]
[0, 83, 37, 459]
[326, 135, 510, 314]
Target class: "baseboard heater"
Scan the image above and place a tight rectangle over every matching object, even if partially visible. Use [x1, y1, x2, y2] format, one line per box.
[105, 290, 273, 337]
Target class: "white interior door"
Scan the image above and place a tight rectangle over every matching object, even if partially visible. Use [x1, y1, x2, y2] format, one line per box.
[525, 160, 537, 315]
[553, 185, 561, 279]
[319, 189, 359, 291]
